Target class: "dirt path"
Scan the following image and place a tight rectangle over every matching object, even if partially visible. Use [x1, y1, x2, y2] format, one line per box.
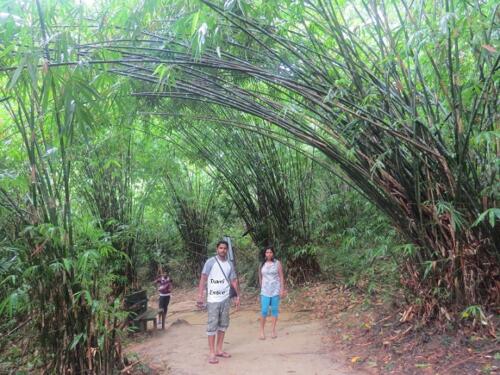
[127, 290, 363, 375]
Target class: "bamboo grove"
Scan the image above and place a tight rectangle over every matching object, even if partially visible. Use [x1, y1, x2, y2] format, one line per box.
[0, 0, 498, 373]
[121, 0, 497, 311]
[72, 0, 498, 312]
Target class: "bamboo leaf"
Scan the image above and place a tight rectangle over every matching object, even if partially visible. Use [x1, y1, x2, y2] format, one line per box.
[472, 208, 500, 228]
[191, 10, 200, 36]
[69, 333, 85, 350]
[224, 0, 236, 11]
[7, 55, 27, 90]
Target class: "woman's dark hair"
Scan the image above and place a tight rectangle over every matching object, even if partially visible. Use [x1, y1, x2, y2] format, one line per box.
[260, 246, 275, 268]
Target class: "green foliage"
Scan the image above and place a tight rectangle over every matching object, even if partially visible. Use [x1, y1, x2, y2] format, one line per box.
[461, 305, 488, 327]
[0, 219, 129, 372]
[314, 182, 400, 293]
[163, 164, 220, 278]
[0, 1, 498, 370]
[472, 208, 500, 228]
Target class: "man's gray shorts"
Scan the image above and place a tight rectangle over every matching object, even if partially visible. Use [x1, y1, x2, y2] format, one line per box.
[206, 298, 231, 336]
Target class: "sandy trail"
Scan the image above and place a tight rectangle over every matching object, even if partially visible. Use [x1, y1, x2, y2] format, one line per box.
[127, 291, 362, 375]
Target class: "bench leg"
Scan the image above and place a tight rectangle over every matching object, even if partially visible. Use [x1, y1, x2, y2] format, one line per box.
[153, 319, 157, 330]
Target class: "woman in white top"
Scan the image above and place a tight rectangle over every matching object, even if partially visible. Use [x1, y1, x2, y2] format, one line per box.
[258, 246, 286, 339]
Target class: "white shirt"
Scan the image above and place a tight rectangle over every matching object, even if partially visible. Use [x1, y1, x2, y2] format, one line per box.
[203, 257, 234, 303]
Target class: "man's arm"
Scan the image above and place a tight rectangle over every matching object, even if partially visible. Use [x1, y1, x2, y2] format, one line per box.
[231, 278, 240, 308]
[197, 274, 208, 304]
[231, 278, 240, 295]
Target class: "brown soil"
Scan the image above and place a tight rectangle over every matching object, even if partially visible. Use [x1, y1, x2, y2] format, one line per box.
[125, 288, 365, 375]
[289, 283, 499, 375]
[125, 284, 499, 375]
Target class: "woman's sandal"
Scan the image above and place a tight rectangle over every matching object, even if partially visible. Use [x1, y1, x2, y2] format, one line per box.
[208, 356, 219, 364]
[215, 352, 231, 358]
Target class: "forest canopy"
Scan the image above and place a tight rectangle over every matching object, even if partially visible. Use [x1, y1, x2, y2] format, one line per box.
[0, 0, 498, 373]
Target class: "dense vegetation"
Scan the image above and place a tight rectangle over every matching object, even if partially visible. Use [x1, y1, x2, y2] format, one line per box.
[0, 0, 497, 373]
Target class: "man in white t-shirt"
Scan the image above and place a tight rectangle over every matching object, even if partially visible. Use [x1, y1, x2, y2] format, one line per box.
[197, 240, 240, 364]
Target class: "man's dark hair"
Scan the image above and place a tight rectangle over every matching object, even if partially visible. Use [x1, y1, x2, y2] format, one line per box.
[216, 240, 229, 248]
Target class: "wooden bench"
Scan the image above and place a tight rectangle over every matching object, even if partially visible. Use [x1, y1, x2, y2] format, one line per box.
[124, 290, 148, 318]
[133, 308, 158, 332]
[125, 290, 162, 332]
